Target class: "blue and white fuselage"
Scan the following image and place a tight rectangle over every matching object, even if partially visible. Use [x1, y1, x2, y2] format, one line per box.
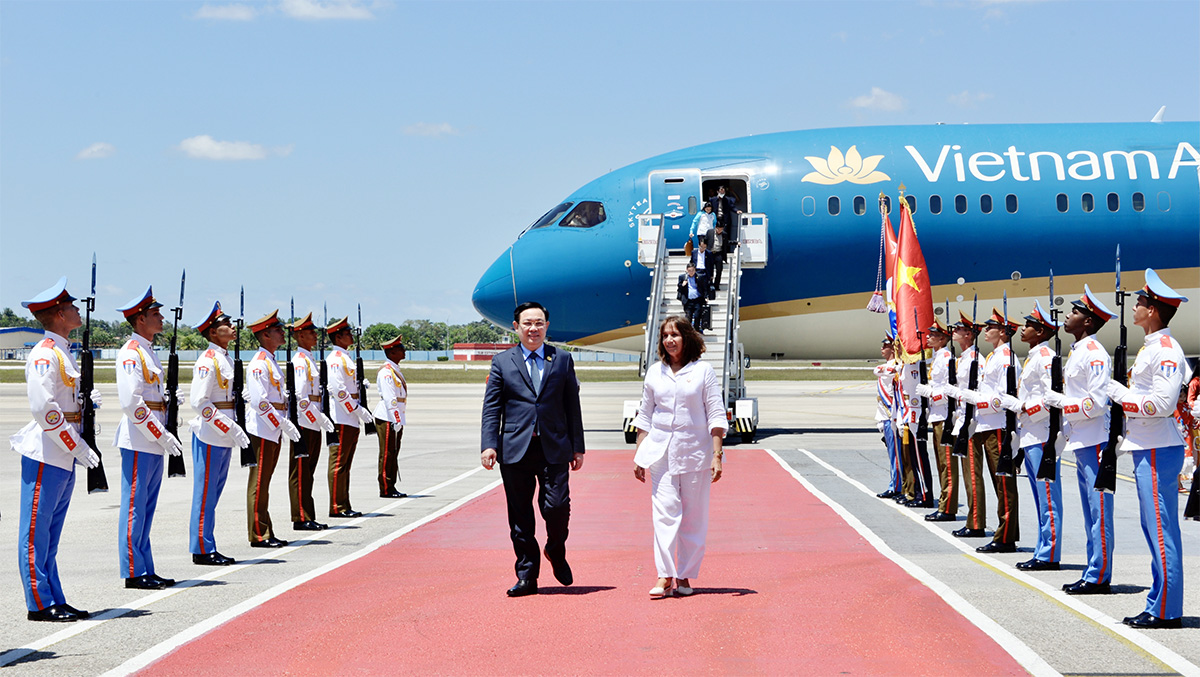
[473, 122, 1200, 358]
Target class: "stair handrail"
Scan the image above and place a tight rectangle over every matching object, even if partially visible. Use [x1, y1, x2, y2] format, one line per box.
[640, 220, 669, 377]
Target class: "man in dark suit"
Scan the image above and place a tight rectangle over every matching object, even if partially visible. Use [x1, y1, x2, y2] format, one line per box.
[705, 223, 733, 295]
[677, 263, 709, 332]
[481, 301, 586, 597]
[707, 185, 741, 240]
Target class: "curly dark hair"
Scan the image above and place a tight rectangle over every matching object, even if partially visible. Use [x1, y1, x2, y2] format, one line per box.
[657, 315, 706, 365]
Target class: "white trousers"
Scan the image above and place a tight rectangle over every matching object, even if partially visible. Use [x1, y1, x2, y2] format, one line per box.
[648, 456, 711, 579]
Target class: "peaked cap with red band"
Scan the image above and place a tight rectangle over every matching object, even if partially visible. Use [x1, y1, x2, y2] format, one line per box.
[1071, 284, 1116, 322]
[196, 301, 230, 335]
[116, 286, 164, 319]
[22, 276, 76, 313]
[248, 309, 283, 334]
[1135, 268, 1189, 307]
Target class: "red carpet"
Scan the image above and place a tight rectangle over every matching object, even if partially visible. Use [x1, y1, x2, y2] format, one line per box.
[140, 450, 1025, 675]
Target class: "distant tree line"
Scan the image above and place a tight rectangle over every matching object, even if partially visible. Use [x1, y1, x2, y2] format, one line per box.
[1, 308, 514, 352]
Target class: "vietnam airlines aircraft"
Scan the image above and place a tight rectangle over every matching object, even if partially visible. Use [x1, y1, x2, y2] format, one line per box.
[472, 120, 1200, 358]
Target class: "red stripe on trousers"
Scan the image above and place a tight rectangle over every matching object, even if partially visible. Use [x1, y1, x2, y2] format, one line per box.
[27, 465, 45, 610]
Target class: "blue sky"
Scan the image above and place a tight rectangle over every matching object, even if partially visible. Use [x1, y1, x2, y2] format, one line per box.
[2, 0, 1197, 326]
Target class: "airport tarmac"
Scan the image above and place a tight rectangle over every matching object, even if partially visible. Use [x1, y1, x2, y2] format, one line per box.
[0, 380, 1198, 675]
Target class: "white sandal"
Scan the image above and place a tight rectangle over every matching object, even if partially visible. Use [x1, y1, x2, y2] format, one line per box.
[675, 579, 694, 596]
[649, 578, 674, 597]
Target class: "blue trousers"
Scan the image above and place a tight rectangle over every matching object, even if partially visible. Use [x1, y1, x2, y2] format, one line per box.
[1132, 446, 1184, 620]
[1021, 444, 1063, 563]
[190, 437, 233, 555]
[119, 449, 164, 578]
[1073, 444, 1114, 584]
[18, 457, 75, 611]
[883, 421, 900, 492]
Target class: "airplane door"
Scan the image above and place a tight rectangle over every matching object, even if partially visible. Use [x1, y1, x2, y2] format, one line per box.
[648, 169, 702, 248]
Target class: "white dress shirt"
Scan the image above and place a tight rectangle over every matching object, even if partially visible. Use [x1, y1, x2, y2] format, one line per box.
[1060, 334, 1111, 450]
[633, 360, 728, 474]
[1117, 328, 1188, 451]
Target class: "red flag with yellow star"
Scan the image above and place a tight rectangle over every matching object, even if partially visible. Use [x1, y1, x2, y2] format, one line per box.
[892, 198, 934, 362]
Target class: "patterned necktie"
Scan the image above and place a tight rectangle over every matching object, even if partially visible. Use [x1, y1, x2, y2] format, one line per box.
[528, 352, 541, 395]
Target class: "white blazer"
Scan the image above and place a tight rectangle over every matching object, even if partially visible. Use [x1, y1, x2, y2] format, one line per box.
[632, 360, 728, 474]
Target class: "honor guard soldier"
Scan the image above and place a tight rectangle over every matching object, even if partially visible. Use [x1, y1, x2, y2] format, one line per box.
[960, 309, 1021, 553]
[948, 311, 984, 538]
[289, 312, 333, 531]
[325, 316, 373, 518]
[874, 338, 901, 499]
[188, 302, 250, 565]
[1106, 269, 1190, 629]
[10, 278, 100, 621]
[1047, 286, 1114, 595]
[374, 334, 408, 498]
[918, 317, 959, 522]
[245, 310, 301, 548]
[115, 287, 184, 590]
[896, 341, 933, 508]
[1003, 301, 1062, 570]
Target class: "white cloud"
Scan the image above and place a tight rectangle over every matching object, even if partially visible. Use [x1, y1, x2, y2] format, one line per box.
[177, 135, 289, 161]
[194, 3, 259, 20]
[76, 142, 116, 160]
[403, 122, 461, 138]
[279, 0, 374, 20]
[849, 87, 906, 112]
[948, 90, 995, 108]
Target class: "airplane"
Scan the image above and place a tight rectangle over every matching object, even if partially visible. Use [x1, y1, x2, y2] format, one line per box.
[472, 119, 1200, 359]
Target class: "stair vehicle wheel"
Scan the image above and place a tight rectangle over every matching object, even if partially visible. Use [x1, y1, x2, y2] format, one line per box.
[741, 431, 754, 444]
[625, 430, 638, 445]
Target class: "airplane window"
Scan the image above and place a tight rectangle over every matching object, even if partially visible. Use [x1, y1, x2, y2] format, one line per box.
[1132, 192, 1145, 212]
[688, 196, 697, 215]
[980, 195, 993, 214]
[955, 195, 967, 214]
[904, 195, 917, 214]
[1056, 194, 1068, 212]
[854, 196, 866, 215]
[1107, 193, 1119, 212]
[1081, 193, 1094, 213]
[802, 196, 816, 217]
[1006, 194, 1018, 213]
[1158, 191, 1171, 212]
[529, 202, 575, 230]
[559, 201, 606, 228]
[929, 195, 942, 215]
[828, 196, 840, 216]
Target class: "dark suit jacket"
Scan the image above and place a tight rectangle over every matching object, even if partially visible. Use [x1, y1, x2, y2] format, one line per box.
[707, 194, 738, 228]
[705, 228, 733, 260]
[688, 249, 713, 274]
[481, 345, 585, 465]
[677, 272, 709, 302]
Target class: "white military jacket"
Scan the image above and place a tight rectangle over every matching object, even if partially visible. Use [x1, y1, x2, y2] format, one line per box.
[189, 342, 239, 447]
[291, 347, 325, 431]
[1016, 343, 1054, 448]
[10, 331, 86, 470]
[951, 346, 979, 436]
[896, 359, 921, 433]
[976, 344, 1020, 433]
[372, 360, 407, 427]
[1060, 334, 1111, 451]
[1118, 328, 1188, 451]
[115, 333, 169, 454]
[874, 360, 898, 424]
[927, 347, 952, 423]
[247, 348, 287, 443]
[325, 346, 363, 427]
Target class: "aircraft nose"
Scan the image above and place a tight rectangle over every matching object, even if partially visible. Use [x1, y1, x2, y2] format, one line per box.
[472, 248, 515, 326]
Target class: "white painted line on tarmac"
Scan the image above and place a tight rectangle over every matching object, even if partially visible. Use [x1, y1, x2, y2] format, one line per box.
[793, 448, 1200, 677]
[765, 449, 1059, 677]
[0, 466, 492, 670]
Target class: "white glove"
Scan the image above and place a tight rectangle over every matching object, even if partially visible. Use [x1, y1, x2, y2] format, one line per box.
[90, 388, 103, 409]
[944, 385, 962, 400]
[1106, 380, 1129, 402]
[1043, 391, 1065, 408]
[230, 422, 251, 449]
[76, 445, 100, 469]
[958, 389, 981, 405]
[916, 383, 934, 398]
[158, 431, 184, 456]
[317, 410, 335, 433]
[355, 406, 374, 426]
[280, 418, 301, 443]
[363, 377, 371, 388]
[999, 394, 1023, 412]
[1192, 401, 1200, 418]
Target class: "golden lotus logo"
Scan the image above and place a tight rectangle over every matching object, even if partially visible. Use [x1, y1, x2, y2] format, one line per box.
[802, 145, 890, 185]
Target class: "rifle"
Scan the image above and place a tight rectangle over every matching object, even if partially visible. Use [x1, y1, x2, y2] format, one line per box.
[952, 294, 980, 457]
[356, 304, 376, 436]
[996, 291, 1020, 477]
[1096, 246, 1125, 494]
[82, 254, 109, 493]
[236, 286, 255, 468]
[1038, 270, 1063, 481]
[941, 298, 957, 447]
[321, 303, 336, 445]
[913, 307, 934, 502]
[286, 297, 306, 458]
[165, 270, 187, 478]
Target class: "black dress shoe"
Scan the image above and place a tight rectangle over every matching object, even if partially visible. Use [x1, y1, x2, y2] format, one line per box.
[380, 490, 407, 498]
[250, 537, 288, 548]
[506, 579, 538, 597]
[893, 494, 912, 504]
[150, 574, 176, 587]
[545, 551, 573, 586]
[976, 541, 1017, 554]
[125, 575, 168, 590]
[27, 604, 80, 622]
[876, 490, 899, 499]
[329, 510, 363, 518]
[1123, 611, 1182, 629]
[925, 512, 957, 522]
[905, 498, 936, 509]
[952, 527, 985, 538]
[61, 604, 90, 619]
[1016, 558, 1060, 571]
[293, 520, 326, 531]
[1063, 580, 1111, 595]
[193, 552, 236, 566]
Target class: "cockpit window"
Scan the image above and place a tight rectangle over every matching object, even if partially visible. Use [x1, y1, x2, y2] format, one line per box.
[528, 202, 574, 230]
[559, 201, 606, 228]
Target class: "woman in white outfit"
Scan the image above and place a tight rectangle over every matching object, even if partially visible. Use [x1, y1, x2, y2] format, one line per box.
[633, 316, 727, 597]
